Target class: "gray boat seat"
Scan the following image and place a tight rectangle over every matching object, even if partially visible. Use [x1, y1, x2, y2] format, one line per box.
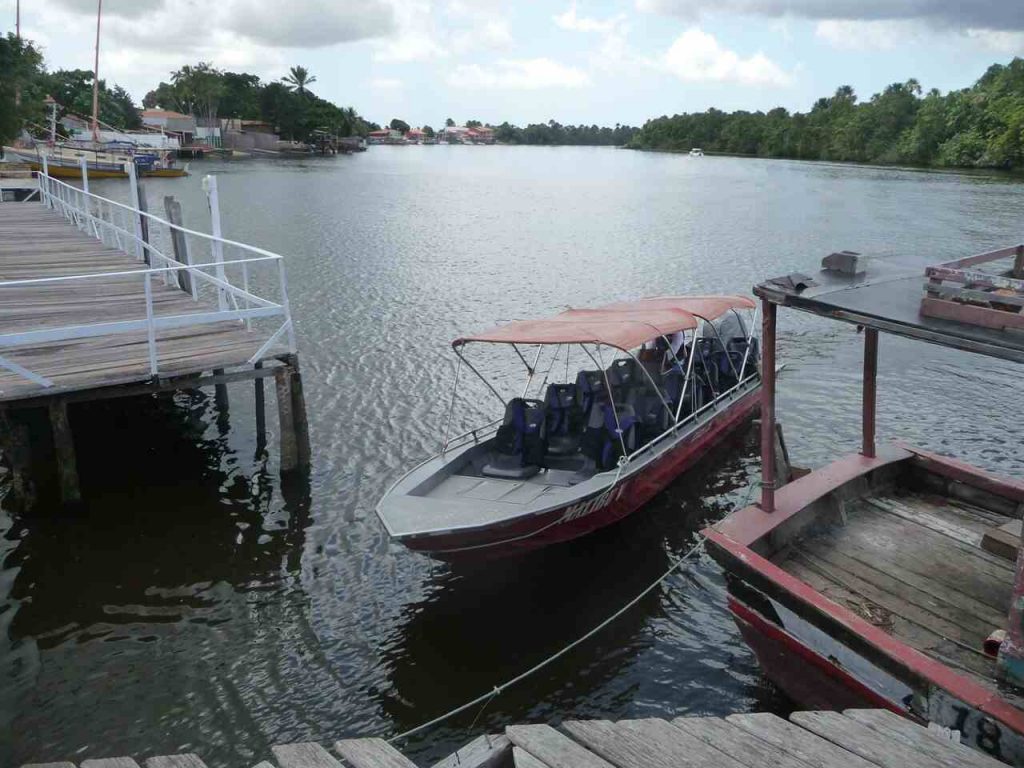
[544, 382, 582, 457]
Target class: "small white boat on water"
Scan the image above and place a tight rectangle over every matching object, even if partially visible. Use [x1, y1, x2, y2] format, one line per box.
[689, 148, 704, 157]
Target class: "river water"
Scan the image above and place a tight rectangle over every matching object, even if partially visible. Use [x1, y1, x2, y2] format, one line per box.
[4, 147, 1024, 766]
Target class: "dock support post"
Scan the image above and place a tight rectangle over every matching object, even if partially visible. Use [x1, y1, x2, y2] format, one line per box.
[164, 195, 194, 296]
[213, 368, 229, 412]
[288, 356, 311, 470]
[48, 399, 80, 504]
[275, 366, 298, 473]
[254, 361, 266, 450]
[0, 409, 35, 510]
[137, 182, 152, 269]
[862, 328, 878, 459]
[760, 298, 777, 513]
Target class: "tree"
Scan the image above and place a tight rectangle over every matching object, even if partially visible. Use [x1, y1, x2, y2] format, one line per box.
[422, 124, 435, 138]
[466, 119, 482, 128]
[282, 66, 317, 94]
[45, 68, 141, 130]
[445, 117, 455, 127]
[389, 117, 410, 133]
[0, 34, 46, 143]
[170, 62, 224, 132]
[220, 72, 262, 119]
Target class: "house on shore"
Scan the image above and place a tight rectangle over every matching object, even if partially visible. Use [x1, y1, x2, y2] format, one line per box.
[141, 109, 197, 145]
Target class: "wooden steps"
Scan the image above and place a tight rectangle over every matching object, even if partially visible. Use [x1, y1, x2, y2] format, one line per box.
[21, 708, 1002, 768]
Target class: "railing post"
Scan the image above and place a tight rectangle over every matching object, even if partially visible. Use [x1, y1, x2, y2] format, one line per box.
[862, 328, 878, 459]
[79, 154, 89, 195]
[203, 175, 227, 311]
[40, 155, 49, 207]
[127, 160, 146, 262]
[760, 298, 777, 513]
[143, 272, 158, 377]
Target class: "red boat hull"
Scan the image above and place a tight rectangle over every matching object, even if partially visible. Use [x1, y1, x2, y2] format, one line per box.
[406, 386, 760, 561]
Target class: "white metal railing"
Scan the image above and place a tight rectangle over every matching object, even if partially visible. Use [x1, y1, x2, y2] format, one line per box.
[1, 165, 295, 388]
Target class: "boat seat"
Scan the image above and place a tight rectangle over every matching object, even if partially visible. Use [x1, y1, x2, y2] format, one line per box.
[482, 398, 547, 479]
[576, 370, 607, 421]
[597, 402, 639, 470]
[544, 383, 582, 457]
[727, 337, 759, 379]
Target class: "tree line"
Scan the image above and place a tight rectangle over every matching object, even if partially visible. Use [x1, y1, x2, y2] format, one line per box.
[491, 120, 638, 146]
[630, 59, 1024, 169]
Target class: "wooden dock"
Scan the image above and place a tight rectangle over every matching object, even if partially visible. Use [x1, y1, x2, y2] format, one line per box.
[0, 171, 310, 505]
[19, 708, 1003, 768]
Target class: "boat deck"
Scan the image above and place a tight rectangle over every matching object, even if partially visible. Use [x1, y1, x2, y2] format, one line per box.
[775, 490, 1014, 687]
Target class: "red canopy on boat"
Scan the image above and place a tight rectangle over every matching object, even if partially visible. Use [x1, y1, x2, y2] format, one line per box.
[453, 295, 755, 352]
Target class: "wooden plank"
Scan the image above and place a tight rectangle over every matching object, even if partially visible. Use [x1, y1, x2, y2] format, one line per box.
[271, 743, 342, 768]
[145, 756, 209, 768]
[20, 764, 77, 768]
[512, 746, 550, 768]
[726, 712, 881, 768]
[333, 738, 416, 768]
[790, 710, 938, 768]
[616, 718, 751, 768]
[844, 709, 1005, 768]
[81, 760, 143, 768]
[670, 716, 812, 768]
[432, 734, 511, 768]
[506, 724, 615, 768]
[982, 519, 1021, 562]
[563, 718, 745, 768]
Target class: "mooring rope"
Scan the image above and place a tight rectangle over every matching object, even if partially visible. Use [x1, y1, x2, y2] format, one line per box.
[387, 535, 708, 745]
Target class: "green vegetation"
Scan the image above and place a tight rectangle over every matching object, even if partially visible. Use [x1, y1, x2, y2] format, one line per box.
[0, 33, 140, 144]
[492, 120, 638, 146]
[145, 62, 377, 141]
[630, 59, 1024, 169]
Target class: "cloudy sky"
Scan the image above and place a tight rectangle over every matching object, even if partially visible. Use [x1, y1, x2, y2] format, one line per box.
[5, 0, 1024, 127]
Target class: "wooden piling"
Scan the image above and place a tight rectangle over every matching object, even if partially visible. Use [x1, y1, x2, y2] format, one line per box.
[212, 368, 229, 412]
[254, 361, 266, 450]
[137, 183, 151, 266]
[163, 196, 192, 294]
[285, 355, 311, 470]
[48, 399, 80, 504]
[0, 408, 35, 510]
[275, 366, 299, 473]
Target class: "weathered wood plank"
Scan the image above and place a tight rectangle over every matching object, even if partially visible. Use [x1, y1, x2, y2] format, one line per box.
[81, 759, 143, 768]
[506, 724, 615, 768]
[726, 712, 880, 768]
[981, 519, 1021, 562]
[843, 709, 1006, 768]
[790, 710, 937, 768]
[271, 742, 342, 768]
[432, 734, 511, 768]
[333, 738, 416, 768]
[671, 716, 812, 768]
[617, 718, 749, 768]
[20, 763, 77, 768]
[145, 756, 209, 768]
[512, 746, 550, 768]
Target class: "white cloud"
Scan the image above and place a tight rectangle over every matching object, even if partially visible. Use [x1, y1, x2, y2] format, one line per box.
[52, 0, 396, 48]
[554, 2, 625, 33]
[964, 29, 1024, 54]
[656, 28, 792, 86]
[452, 19, 514, 53]
[447, 58, 592, 89]
[634, 0, 1024, 31]
[370, 77, 404, 89]
[814, 19, 919, 50]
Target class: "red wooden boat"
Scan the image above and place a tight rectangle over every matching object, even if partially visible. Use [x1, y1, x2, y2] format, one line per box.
[705, 250, 1024, 765]
[377, 295, 761, 560]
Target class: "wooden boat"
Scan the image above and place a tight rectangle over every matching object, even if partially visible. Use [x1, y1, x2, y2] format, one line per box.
[704, 250, 1024, 765]
[377, 295, 762, 560]
[3, 143, 188, 178]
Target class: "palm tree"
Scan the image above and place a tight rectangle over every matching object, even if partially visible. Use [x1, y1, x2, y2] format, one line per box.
[283, 66, 317, 94]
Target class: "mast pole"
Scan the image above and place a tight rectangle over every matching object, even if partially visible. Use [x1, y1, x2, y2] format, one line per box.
[91, 0, 102, 142]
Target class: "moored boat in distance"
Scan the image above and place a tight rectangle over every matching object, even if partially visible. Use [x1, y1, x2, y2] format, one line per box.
[705, 249, 1024, 765]
[377, 296, 762, 560]
[2, 141, 188, 178]
[689, 148, 704, 157]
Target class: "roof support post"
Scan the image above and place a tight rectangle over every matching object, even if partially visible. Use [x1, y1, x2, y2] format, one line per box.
[862, 328, 878, 459]
[760, 298, 777, 513]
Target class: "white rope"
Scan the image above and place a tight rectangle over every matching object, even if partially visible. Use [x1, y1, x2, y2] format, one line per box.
[388, 535, 707, 744]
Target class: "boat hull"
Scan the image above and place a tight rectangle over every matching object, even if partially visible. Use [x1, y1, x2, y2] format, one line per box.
[704, 450, 1024, 767]
[402, 385, 760, 561]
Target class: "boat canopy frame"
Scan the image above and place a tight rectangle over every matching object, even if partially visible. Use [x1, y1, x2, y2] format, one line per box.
[441, 297, 761, 467]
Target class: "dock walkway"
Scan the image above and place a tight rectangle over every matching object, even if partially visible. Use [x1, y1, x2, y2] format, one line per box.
[21, 708, 1002, 768]
[0, 170, 309, 504]
[0, 203, 287, 399]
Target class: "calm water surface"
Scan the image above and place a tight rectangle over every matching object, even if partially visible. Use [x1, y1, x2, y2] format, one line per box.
[4, 147, 1024, 766]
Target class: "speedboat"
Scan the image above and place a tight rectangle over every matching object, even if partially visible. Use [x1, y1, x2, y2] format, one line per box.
[377, 296, 762, 560]
[689, 148, 704, 157]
